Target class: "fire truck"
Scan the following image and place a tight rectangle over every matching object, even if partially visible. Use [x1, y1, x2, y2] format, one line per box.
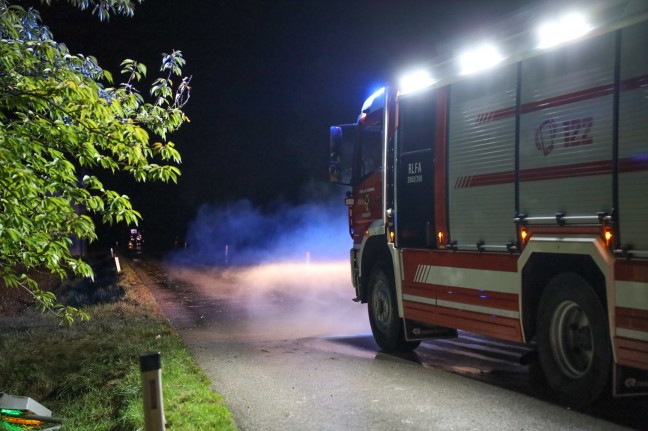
[329, 0, 648, 406]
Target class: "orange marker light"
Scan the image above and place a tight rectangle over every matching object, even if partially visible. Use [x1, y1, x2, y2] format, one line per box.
[437, 231, 444, 244]
[5, 417, 45, 426]
[604, 228, 613, 247]
[390, 231, 395, 243]
[520, 228, 528, 244]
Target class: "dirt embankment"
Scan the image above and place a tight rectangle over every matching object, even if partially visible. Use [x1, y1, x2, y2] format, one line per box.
[0, 252, 123, 317]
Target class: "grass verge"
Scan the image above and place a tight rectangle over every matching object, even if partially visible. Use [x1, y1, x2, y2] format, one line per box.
[0, 253, 237, 431]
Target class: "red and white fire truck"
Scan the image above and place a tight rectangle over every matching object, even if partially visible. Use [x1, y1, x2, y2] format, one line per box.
[329, 0, 648, 405]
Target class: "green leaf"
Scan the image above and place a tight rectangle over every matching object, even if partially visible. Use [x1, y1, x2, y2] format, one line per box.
[0, 0, 191, 324]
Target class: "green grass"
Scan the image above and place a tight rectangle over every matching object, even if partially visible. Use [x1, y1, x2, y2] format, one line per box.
[0, 256, 237, 431]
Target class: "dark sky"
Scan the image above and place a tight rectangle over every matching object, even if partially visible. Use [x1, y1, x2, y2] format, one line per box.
[32, 0, 535, 240]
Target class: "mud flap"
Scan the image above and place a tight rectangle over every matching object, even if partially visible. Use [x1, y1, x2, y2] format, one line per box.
[404, 319, 457, 341]
[613, 364, 648, 397]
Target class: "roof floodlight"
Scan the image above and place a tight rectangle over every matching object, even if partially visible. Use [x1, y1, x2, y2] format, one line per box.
[459, 44, 504, 75]
[399, 70, 435, 95]
[537, 12, 592, 49]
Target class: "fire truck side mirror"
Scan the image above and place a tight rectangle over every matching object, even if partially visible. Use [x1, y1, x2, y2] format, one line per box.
[329, 125, 355, 185]
[329, 126, 343, 182]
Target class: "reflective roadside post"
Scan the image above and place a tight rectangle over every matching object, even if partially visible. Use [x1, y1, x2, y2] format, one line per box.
[140, 351, 165, 431]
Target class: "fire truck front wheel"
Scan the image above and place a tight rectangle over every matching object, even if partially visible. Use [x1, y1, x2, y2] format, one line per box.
[537, 273, 612, 407]
[367, 262, 420, 352]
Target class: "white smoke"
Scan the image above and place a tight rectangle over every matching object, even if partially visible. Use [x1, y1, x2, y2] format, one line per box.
[167, 261, 370, 338]
[164, 189, 370, 338]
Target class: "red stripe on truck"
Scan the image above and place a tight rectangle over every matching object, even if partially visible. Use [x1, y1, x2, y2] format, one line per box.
[453, 157, 648, 189]
[474, 75, 648, 125]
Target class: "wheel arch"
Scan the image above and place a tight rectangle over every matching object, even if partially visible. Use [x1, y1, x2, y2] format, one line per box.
[357, 234, 392, 303]
[518, 236, 615, 345]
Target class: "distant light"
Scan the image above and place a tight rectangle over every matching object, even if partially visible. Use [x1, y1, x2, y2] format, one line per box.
[399, 70, 435, 95]
[459, 44, 504, 75]
[537, 12, 592, 49]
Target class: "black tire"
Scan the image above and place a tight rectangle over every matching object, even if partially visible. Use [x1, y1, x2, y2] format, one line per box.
[367, 262, 420, 352]
[537, 273, 612, 407]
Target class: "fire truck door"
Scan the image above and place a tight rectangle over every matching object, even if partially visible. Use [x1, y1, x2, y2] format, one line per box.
[395, 90, 437, 248]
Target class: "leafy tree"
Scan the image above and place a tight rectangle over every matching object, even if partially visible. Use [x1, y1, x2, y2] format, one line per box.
[0, 0, 191, 323]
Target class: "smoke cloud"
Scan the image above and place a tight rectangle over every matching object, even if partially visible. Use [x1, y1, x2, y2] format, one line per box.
[167, 261, 370, 338]
[167, 193, 350, 266]
[163, 189, 371, 339]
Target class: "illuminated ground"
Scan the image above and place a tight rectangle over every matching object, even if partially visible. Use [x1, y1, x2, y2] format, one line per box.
[130, 256, 646, 431]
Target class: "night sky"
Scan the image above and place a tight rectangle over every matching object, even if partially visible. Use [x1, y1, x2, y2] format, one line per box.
[32, 0, 535, 247]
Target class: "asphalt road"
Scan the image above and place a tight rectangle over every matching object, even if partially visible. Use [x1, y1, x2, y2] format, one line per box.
[129, 255, 647, 431]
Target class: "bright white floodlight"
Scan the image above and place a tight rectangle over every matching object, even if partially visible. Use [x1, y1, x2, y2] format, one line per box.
[399, 70, 435, 95]
[537, 12, 593, 49]
[459, 44, 504, 75]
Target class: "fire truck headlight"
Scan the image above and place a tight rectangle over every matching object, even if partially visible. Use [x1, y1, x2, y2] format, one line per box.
[537, 12, 592, 49]
[459, 44, 504, 75]
[399, 70, 435, 95]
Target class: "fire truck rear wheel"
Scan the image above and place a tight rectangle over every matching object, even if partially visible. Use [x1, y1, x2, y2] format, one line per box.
[537, 273, 611, 407]
[367, 262, 420, 352]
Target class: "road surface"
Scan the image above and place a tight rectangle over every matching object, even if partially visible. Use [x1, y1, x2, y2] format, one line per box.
[129, 255, 647, 431]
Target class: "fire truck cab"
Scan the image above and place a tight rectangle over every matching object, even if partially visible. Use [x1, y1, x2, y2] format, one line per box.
[330, 0, 648, 406]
